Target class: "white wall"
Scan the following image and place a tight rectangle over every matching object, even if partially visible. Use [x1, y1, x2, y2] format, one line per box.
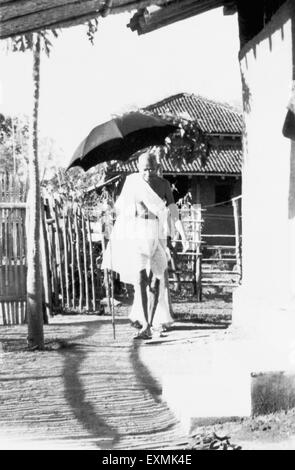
[233, 1, 295, 346]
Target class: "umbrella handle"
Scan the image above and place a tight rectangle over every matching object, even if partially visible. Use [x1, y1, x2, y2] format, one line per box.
[110, 271, 116, 340]
[109, 195, 116, 340]
[101, 218, 116, 340]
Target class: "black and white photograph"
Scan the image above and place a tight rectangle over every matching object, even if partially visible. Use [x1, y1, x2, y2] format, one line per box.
[0, 0, 295, 453]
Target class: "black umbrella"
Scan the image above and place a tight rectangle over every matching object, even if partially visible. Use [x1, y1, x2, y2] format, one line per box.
[67, 111, 178, 171]
[67, 111, 178, 340]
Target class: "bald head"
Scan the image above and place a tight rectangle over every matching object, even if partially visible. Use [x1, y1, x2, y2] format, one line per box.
[137, 152, 158, 170]
[137, 152, 159, 182]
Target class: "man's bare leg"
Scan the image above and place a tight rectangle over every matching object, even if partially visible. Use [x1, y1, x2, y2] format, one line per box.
[148, 272, 160, 329]
[137, 269, 152, 337]
[164, 269, 175, 319]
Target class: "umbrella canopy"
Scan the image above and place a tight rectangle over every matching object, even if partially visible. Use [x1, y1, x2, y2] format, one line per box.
[67, 111, 178, 171]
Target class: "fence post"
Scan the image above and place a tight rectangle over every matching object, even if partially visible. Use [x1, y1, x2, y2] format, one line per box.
[74, 206, 83, 311]
[100, 218, 112, 314]
[51, 198, 65, 309]
[195, 204, 202, 302]
[68, 206, 76, 310]
[81, 211, 90, 311]
[86, 214, 97, 312]
[232, 197, 242, 280]
[46, 198, 58, 312]
[62, 206, 70, 309]
[40, 199, 52, 319]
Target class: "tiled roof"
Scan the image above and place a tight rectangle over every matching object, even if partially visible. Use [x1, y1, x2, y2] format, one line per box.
[114, 145, 242, 175]
[144, 93, 243, 135]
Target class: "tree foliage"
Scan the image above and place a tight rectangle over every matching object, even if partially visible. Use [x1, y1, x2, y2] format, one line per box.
[154, 112, 211, 167]
[8, 29, 59, 56]
[0, 112, 60, 181]
[43, 164, 106, 206]
[0, 113, 29, 178]
[86, 18, 99, 45]
[7, 17, 100, 55]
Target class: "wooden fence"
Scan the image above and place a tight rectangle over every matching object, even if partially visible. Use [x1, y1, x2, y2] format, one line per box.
[0, 174, 242, 325]
[42, 195, 103, 316]
[0, 175, 103, 324]
[0, 172, 28, 325]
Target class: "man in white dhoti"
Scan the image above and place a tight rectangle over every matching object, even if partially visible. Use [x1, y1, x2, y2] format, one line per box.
[102, 152, 188, 339]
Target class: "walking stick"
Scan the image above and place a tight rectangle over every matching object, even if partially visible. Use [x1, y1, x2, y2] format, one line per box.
[109, 195, 116, 340]
[101, 218, 116, 339]
[109, 268, 116, 340]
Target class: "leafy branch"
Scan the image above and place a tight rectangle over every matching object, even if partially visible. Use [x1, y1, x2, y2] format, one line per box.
[9, 29, 60, 56]
[86, 18, 99, 45]
[154, 112, 211, 168]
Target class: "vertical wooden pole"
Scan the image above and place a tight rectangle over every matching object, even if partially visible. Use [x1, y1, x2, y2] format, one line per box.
[195, 204, 202, 302]
[100, 220, 112, 313]
[51, 198, 65, 309]
[4, 206, 9, 319]
[86, 215, 96, 312]
[74, 206, 83, 311]
[2, 303, 7, 326]
[16, 206, 21, 324]
[11, 205, 16, 325]
[81, 210, 90, 311]
[232, 197, 242, 280]
[26, 33, 44, 349]
[109, 198, 116, 339]
[11, 203, 17, 325]
[68, 207, 76, 309]
[47, 198, 59, 312]
[19, 206, 26, 323]
[40, 199, 52, 319]
[62, 207, 70, 308]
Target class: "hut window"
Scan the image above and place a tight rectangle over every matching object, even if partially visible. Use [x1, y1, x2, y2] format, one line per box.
[215, 184, 232, 206]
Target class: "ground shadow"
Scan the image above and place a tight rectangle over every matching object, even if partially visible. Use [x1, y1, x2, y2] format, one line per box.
[61, 321, 120, 449]
[129, 340, 162, 403]
[61, 316, 179, 448]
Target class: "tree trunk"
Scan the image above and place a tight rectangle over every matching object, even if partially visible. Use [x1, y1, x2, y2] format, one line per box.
[26, 33, 44, 350]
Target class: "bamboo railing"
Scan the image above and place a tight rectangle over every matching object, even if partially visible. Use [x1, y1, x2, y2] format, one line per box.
[169, 201, 242, 299]
[0, 172, 28, 324]
[42, 195, 102, 314]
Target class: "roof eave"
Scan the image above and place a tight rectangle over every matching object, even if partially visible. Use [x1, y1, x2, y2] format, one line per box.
[128, 0, 236, 35]
[0, 0, 168, 40]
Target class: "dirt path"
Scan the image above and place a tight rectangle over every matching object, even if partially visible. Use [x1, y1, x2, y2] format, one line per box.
[2, 308, 294, 450]
[0, 317, 189, 450]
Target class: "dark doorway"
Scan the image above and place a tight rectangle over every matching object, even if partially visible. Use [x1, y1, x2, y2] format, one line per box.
[165, 175, 191, 203]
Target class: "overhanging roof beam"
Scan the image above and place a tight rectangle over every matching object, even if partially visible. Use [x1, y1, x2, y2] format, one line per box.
[0, 0, 168, 39]
[128, 0, 225, 34]
[0, 1, 102, 39]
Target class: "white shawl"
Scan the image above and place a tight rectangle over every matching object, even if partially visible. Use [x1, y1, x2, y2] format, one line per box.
[102, 173, 169, 284]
